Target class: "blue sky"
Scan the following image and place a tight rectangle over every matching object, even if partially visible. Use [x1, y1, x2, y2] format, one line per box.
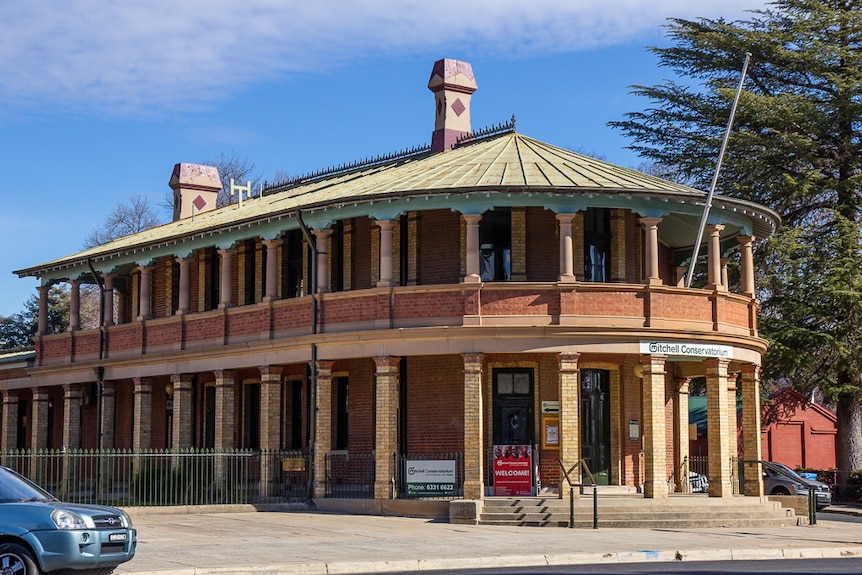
[0, 0, 765, 317]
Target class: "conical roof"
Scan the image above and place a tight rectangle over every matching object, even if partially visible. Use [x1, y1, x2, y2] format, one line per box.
[15, 130, 779, 280]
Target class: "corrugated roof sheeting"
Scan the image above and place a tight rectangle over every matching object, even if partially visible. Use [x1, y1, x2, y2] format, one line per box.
[16, 131, 778, 278]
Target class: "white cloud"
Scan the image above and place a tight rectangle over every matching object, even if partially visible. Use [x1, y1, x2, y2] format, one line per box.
[0, 0, 765, 115]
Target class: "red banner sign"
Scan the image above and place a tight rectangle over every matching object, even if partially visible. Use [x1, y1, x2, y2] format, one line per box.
[492, 445, 533, 496]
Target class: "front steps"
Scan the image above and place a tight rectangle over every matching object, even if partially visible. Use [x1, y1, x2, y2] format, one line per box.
[468, 495, 802, 528]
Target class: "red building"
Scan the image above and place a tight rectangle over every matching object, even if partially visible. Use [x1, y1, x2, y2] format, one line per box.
[761, 387, 837, 471]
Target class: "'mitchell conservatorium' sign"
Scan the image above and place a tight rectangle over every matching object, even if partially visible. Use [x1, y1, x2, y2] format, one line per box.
[639, 341, 733, 359]
[405, 460, 456, 496]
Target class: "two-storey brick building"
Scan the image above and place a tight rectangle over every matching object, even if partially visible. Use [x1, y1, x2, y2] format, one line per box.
[5, 59, 779, 507]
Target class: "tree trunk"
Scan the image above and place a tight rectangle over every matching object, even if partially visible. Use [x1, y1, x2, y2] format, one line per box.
[835, 391, 862, 501]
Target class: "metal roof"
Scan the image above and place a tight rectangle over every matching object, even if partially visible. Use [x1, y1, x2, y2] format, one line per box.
[14, 131, 780, 281]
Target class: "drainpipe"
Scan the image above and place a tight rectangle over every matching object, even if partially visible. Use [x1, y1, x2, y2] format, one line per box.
[295, 210, 318, 500]
[87, 259, 106, 496]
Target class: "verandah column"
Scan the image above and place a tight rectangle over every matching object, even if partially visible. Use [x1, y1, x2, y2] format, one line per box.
[641, 354, 668, 498]
[259, 366, 283, 497]
[218, 248, 235, 308]
[170, 374, 193, 449]
[100, 381, 116, 450]
[556, 214, 576, 283]
[558, 353, 580, 496]
[673, 377, 691, 492]
[376, 221, 395, 288]
[176, 256, 192, 314]
[373, 356, 400, 499]
[639, 217, 663, 286]
[31, 388, 49, 450]
[68, 280, 81, 331]
[213, 370, 236, 450]
[62, 384, 82, 450]
[313, 360, 335, 498]
[462, 353, 485, 499]
[462, 215, 482, 283]
[740, 364, 764, 496]
[313, 229, 333, 293]
[1, 392, 18, 454]
[137, 265, 153, 320]
[705, 358, 733, 497]
[132, 377, 152, 451]
[706, 224, 726, 291]
[737, 235, 756, 297]
[262, 239, 282, 301]
[727, 371, 739, 492]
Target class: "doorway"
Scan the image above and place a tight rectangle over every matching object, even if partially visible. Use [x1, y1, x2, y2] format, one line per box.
[492, 368, 534, 446]
[580, 369, 610, 485]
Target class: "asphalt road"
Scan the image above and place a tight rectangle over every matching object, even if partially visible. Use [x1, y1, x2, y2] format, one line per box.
[387, 557, 862, 575]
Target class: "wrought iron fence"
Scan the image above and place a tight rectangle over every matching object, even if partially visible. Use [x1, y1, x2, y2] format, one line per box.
[0, 448, 309, 506]
[325, 451, 375, 498]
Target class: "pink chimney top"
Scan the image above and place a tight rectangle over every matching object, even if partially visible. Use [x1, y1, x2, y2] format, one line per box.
[428, 58, 477, 153]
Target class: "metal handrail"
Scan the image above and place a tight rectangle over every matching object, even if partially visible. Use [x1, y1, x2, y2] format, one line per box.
[740, 459, 817, 525]
[557, 459, 598, 529]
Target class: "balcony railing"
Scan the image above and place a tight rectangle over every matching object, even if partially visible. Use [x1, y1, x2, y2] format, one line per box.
[37, 283, 758, 366]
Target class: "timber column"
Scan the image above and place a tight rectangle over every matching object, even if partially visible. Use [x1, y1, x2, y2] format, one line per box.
[740, 364, 764, 496]
[313, 361, 335, 498]
[462, 353, 485, 499]
[374, 357, 401, 499]
[558, 353, 580, 496]
[705, 358, 733, 497]
[641, 355, 668, 498]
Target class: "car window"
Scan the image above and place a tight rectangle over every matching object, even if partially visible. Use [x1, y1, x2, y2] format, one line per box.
[0, 468, 54, 503]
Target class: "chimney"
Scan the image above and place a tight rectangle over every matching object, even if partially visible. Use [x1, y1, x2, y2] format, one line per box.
[169, 163, 222, 221]
[428, 58, 477, 153]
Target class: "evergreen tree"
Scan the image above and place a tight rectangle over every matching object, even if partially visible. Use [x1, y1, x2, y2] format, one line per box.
[611, 0, 862, 480]
[0, 285, 70, 349]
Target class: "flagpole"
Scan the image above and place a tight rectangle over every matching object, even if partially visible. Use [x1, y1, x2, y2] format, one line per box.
[685, 52, 751, 289]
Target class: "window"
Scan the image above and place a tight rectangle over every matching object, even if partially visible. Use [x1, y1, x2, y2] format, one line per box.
[584, 208, 610, 282]
[479, 208, 512, 281]
[332, 377, 348, 450]
[241, 382, 261, 449]
[284, 230, 304, 298]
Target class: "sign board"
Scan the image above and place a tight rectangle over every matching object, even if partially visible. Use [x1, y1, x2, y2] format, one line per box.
[492, 445, 533, 496]
[639, 341, 733, 359]
[541, 401, 559, 414]
[542, 415, 559, 449]
[404, 460, 456, 497]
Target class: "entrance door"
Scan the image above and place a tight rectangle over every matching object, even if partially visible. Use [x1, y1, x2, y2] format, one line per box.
[580, 369, 611, 485]
[492, 369, 534, 446]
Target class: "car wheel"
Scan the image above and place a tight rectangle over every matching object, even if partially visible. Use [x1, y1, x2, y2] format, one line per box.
[0, 543, 40, 575]
[771, 486, 790, 495]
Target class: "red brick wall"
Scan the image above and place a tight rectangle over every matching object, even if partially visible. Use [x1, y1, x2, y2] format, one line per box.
[418, 210, 460, 284]
[114, 381, 134, 449]
[479, 289, 559, 316]
[405, 355, 464, 453]
[392, 291, 464, 320]
[526, 207, 558, 282]
[347, 358, 374, 454]
[649, 291, 712, 322]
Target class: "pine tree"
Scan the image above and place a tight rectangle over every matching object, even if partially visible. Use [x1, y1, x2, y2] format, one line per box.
[611, 0, 862, 484]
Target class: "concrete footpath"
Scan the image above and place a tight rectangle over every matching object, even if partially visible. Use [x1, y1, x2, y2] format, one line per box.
[114, 505, 862, 575]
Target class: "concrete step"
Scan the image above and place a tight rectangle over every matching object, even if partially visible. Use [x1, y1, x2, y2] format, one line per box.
[477, 496, 801, 528]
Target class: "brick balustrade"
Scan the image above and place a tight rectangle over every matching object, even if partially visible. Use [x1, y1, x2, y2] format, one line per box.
[36, 283, 758, 365]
